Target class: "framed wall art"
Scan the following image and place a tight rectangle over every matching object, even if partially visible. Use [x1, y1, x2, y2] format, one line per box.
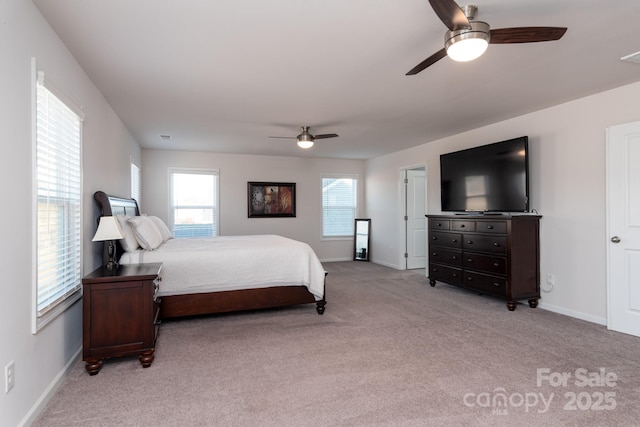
[247, 182, 296, 218]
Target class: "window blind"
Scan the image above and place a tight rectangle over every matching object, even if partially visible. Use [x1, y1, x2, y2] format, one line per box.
[35, 79, 82, 319]
[322, 176, 358, 237]
[131, 161, 141, 205]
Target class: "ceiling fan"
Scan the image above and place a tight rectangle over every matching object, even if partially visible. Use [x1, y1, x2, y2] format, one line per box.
[406, 0, 567, 75]
[268, 126, 339, 149]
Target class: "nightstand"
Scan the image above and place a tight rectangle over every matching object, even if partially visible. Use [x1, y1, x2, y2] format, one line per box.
[82, 263, 163, 375]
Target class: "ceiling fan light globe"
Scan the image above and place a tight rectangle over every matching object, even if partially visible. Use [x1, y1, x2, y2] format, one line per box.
[297, 138, 314, 149]
[445, 21, 490, 62]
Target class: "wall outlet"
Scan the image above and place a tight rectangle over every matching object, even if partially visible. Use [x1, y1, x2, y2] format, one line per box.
[5, 361, 15, 393]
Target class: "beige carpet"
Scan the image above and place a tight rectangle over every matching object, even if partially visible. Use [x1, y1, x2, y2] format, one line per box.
[33, 262, 640, 426]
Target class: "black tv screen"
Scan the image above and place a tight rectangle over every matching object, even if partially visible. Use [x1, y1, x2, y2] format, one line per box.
[440, 136, 529, 213]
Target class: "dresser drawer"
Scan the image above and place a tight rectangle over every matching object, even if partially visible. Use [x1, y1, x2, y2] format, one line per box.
[463, 271, 507, 296]
[430, 231, 462, 249]
[452, 220, 475, 232]
[475, 221, 507, 234]
[429, 219, 450, 230]
[430, 248, 462, 266]
[463, 234, 507, 254]
[429, 263, 463, 285]
[463, 253, 506, 275]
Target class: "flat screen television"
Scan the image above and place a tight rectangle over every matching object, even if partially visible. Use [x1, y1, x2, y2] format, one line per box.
[440, 136, 529, 213]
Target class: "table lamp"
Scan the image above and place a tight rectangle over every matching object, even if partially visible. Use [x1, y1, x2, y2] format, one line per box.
[92, 216, 124, 270]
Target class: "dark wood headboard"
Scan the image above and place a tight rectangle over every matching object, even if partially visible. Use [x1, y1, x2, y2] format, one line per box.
[94, 191, 140, 217]
[93, 191, 140, 264]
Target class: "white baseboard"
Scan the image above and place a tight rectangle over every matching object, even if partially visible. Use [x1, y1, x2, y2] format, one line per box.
[320, 257, 353, 263]
[538, 302, 607, 326]
[19, 346, 82, 427]
[371, 259, 401, 269]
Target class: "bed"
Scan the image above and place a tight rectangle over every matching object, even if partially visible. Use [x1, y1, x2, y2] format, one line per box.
[94, 191, 326, 318]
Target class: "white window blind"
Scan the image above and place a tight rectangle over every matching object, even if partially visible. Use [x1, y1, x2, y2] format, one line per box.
[169, 169, 219, 238]
[322, 175, 358, 237]
[131, 161, 141, 205]
[34, 73, 83, 330]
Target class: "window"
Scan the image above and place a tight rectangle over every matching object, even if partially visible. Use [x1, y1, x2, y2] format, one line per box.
[131, 161, 141, 206]
[169, 169, 219, 238]
[322, 174, 358, 237]
[33, 68, 84, 332]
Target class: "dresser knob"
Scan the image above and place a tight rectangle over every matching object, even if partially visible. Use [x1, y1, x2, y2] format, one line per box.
[493, 262, 499, 267]
[493, 242, 500, 247]
[467, 240, 473, 244]
[460, 224, 465, 228]
[487, 225, 494, 230]
[493, 282, 500, 287]
[452, 256, 457, 260]
[452, 239, 458, 243]
[467, 258, 473, 262]
[432, 236, 437, 240]
[452, 273, 457, 277]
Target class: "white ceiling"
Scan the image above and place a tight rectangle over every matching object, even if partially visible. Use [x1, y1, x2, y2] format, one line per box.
[33, 0, 640, 160]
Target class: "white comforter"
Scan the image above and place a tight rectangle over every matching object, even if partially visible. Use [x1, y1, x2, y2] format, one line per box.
[119, 234, 325, 300]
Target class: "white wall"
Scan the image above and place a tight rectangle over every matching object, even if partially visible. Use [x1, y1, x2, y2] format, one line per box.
[0, 1, 141, 425]
[142, 149, 366, 261]
[366, 81, 640, 324]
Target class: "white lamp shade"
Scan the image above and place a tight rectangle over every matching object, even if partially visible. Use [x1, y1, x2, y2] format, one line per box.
[92, 216, 124, 241]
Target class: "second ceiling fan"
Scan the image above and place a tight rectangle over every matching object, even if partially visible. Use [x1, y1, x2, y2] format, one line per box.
[269, 126, 339, 149]
[406, 0, 567, 75]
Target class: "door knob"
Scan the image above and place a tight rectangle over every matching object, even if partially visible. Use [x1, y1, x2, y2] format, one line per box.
[610, 236, 621, 243]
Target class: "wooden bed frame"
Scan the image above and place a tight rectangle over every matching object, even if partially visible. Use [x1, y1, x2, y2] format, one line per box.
[94, 191, 326, 318]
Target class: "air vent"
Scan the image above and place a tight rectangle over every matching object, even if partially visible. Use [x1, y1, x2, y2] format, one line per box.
[621, 51, 640, 64]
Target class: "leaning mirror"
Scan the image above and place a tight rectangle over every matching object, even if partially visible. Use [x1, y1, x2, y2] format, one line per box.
[354, 218, 371, 261]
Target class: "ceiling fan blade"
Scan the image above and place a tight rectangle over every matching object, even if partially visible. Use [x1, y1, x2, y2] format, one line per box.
[314, 133, 339, 139]
[406, 48, 447, 76]
[428, 0, 470, 31]
[268, 136, 296, 139]
[490, 27, 567, 44]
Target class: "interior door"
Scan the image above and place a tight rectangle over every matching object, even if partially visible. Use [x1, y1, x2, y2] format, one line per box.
[406, 169, 426, 269]
[607, 121, 640, 337]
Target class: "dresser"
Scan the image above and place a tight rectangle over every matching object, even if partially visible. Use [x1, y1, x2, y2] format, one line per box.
[426, 214, 541, 311]
[82, 263, 163, 375]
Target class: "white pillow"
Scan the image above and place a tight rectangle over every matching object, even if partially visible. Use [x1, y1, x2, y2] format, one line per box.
[116, 215, 140, 252]
[148, 216, 173, 242]
[127, 216, 163, 250]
